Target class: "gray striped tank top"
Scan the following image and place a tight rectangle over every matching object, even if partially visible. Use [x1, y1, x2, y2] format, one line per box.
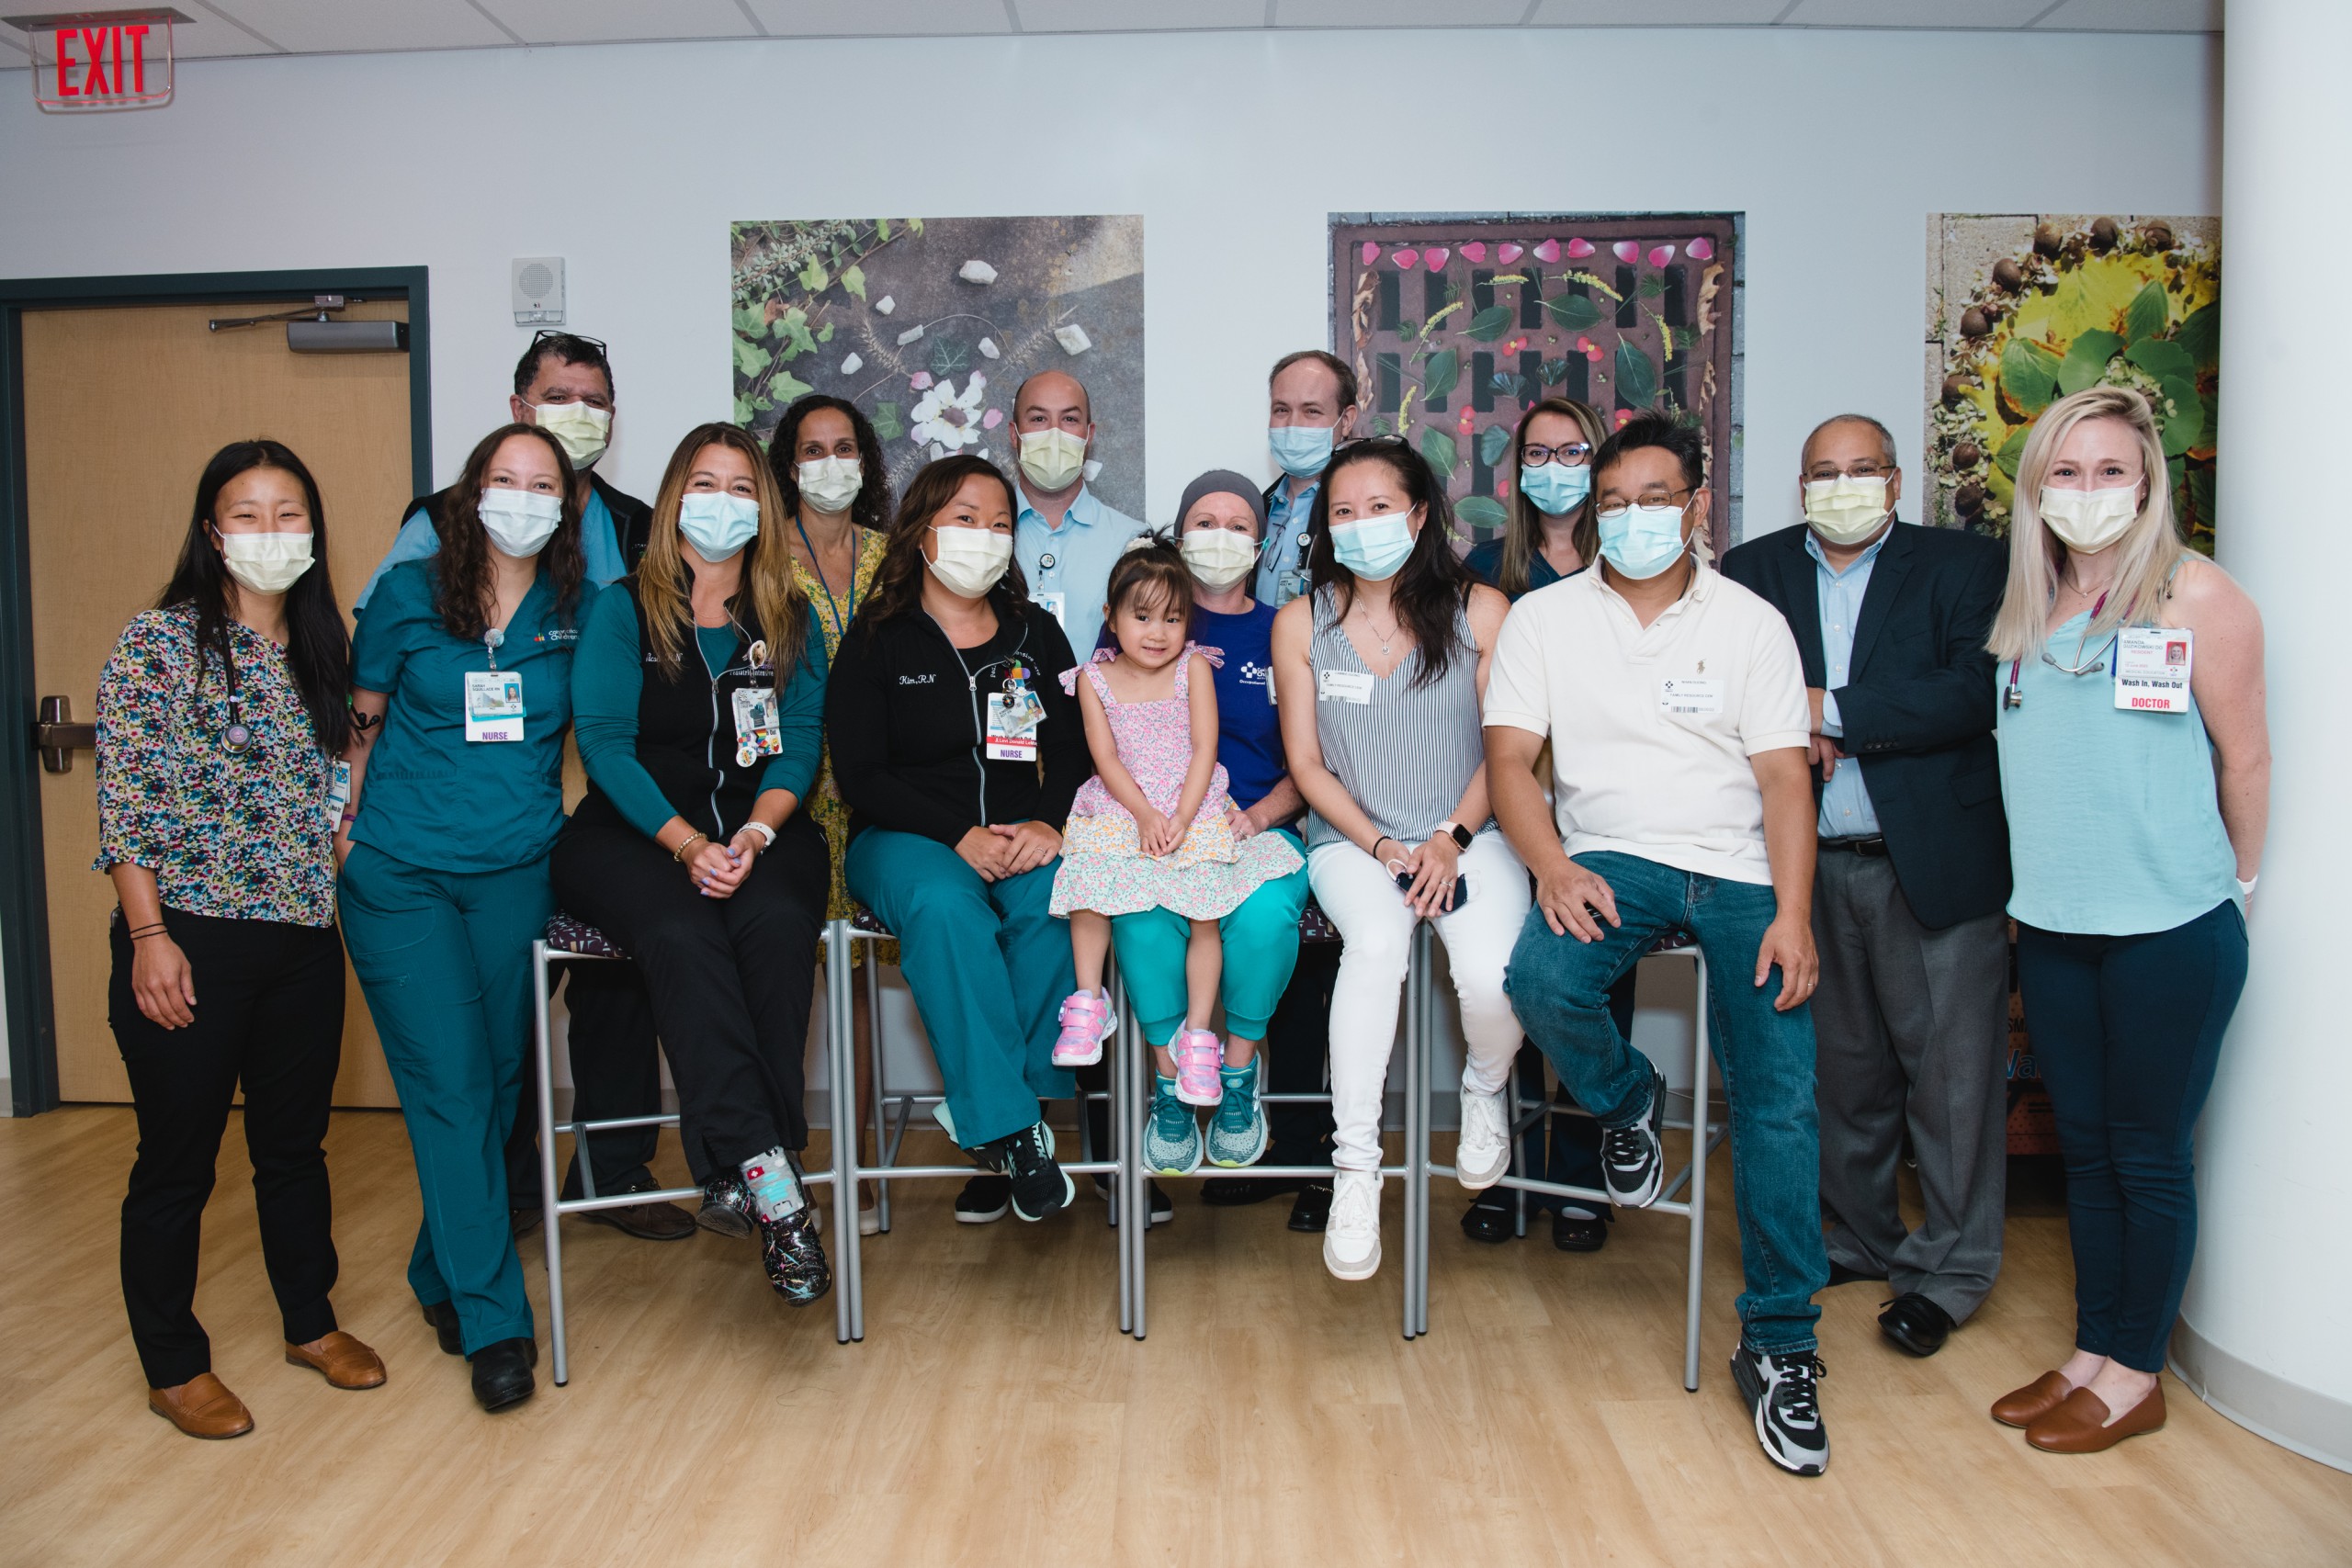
[1305, 585, 1491, 851]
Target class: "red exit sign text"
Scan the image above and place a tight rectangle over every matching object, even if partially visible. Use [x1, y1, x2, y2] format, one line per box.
[8, 7, 181, 111]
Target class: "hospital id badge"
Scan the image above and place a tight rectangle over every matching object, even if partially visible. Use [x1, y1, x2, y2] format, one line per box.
[1031, 591, 1066, 630]
[986, 688, 1042, 761]
[464, 670, 526, 742]
[1318, 668, 1374, 705]
[1658, 676, 1724, 716]
[1276, 567, 1310, 605]
[732, 684, 782, 768]
[2115, 626, 2192, 714]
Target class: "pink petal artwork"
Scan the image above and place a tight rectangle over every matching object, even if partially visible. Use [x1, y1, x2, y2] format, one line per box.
[1687, 236, 1715, 262]
[910, 371, 933, 390]
[1565, 237, 1596, 259]
[1424, 247, 1450, 271]
[1460, 242, 1487, 264]
[1361, 241, 1380, 265]
[1392, 248, 1419, 270]
[1532, 238, 1562, 264]
[1648, 245, 1677, 267]
[981, 409, 1004, 430]
[1612, 241, 1641, 265]
[1497, 242, 1524, 264]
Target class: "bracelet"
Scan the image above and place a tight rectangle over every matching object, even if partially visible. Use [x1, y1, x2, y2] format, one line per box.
[740, 820, 777, 850]
[128, 924, 168, 942]
[2236, 873, 2258, 898]
[672, 831, 709, 864]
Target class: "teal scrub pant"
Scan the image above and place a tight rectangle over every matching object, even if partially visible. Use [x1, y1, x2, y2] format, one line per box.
[844, 828, 1075, 1149]
[1110, 829, 1309, 1046]
[338, 842, 548, 1354]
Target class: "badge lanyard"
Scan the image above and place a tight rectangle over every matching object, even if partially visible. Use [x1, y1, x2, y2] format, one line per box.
[2006, 591, 2108, 709]
[795, 519, 858, 641]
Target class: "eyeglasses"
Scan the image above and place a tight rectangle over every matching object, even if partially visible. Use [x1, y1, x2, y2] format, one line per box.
[530, 328, 608, 359]
[1594, 486, 1692, 521]
[1520, 442, 1593, 468]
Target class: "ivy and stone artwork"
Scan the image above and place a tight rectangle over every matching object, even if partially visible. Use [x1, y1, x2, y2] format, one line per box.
[1925, 213, 2219, 549]
[1329, 212, 1743, 558]
[729, 215, 1146, 518]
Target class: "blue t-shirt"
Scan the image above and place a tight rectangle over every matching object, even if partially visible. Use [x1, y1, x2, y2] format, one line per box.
[1194, 602, 1284, 812]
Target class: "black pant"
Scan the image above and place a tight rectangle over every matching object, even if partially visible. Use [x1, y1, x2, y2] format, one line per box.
[551, 815, 828, 1183]
[1263, 940, 1340, 1165]
[109, 909, 345, 1389]
[504, 959, 662, 1205]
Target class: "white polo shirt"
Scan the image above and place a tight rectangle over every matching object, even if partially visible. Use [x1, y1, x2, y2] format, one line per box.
[1482, 563, 1809, 886]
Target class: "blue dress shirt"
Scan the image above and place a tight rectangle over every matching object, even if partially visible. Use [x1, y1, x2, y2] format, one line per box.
[1013, 481, 1143, 664]
[1806, 525, 1892, 839]
[1255, 475, 1320, 606]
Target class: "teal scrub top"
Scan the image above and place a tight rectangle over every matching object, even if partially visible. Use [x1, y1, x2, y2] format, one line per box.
[349, 559, 595, 874]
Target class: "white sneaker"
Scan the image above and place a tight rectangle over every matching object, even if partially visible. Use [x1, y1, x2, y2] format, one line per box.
[1454, 1079, 1510, 1191]
[1322, 1169, 1383, 1281]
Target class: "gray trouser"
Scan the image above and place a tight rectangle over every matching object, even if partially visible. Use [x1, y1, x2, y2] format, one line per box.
[1812, 849, 2009, 1321]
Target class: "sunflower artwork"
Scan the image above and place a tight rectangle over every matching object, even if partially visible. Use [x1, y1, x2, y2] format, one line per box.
[1925, 213, 2219, 550]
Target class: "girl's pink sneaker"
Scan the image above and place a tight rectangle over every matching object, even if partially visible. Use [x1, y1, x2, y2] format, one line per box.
[1052, 989, 1115, 1067]
[1171, 1029, 1224, 1106]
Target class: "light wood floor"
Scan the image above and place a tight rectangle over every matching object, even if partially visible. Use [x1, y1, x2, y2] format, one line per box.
[3, 1108, 2347, 1568]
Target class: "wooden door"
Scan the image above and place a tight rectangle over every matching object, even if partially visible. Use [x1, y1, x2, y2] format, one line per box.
[23, 299, 413, 1105]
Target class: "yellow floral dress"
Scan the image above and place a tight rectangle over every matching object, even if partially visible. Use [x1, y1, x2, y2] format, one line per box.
[797, 527, 894, 964]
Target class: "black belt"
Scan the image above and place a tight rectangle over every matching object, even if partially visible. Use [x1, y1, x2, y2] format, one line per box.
[1817, 836, 1889, 857]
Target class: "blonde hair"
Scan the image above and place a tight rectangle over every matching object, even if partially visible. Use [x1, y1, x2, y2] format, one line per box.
[1987, 387, 2188, 663]
[1496, 397, 1608, 598]
[637, 423, 808, 680]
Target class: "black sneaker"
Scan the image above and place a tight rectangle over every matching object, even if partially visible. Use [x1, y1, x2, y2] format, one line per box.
[757, 1208, 831, 1306]
[696, 1173, 754, 1238]
[955, 1173, 1011, 1224]
[1600, 1069, 1666, 1209]
[1287, 1179, 1333, 1233]
[1730, 1345, 1830, 1476]
[974, 1122, 1074, 1222]
[1091, 1175, 1174, 1226]
[1461, 1190, 1517, 1245]
[1201, 1175, 1298, 1206]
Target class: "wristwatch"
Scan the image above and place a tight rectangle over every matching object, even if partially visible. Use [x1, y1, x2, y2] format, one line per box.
[1437, 820, 1474, 851]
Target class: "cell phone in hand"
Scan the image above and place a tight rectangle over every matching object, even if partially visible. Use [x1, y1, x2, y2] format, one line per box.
[1394, 869, 1468, 913]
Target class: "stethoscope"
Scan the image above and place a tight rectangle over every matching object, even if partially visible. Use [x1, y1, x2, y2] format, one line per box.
[220, 650, 253, 754]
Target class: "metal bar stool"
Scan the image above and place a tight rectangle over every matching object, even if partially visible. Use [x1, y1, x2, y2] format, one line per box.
[532, 915, 854, 1386]
[1122, 903, 1430, 1341]
[1413, 935, 1726, 1388]
[823, 908, 1134, 1343]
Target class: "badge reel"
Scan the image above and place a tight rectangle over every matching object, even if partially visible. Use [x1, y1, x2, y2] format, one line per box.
[1278, 533, 1313, 606]
[465, 627, 527, 743]
[986, 661, 1044, 762]
[732, 638, 783, 769]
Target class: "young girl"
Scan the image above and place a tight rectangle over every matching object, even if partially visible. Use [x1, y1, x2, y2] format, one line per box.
[1049, 537, 1303, 1170]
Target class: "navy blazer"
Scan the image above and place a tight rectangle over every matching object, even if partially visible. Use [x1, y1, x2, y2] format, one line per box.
[1721, 520, 2010, 930]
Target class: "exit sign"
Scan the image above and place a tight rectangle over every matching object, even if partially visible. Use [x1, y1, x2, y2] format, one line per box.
[7, 7, 184, 111]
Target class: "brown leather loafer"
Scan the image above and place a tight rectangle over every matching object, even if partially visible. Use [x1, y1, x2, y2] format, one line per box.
[583, 1198, 697, 1242]
[1991, 1371, 2074, 1427]
[2026, 1382, 2167, 1453]
[149, 1372, 254, 1439]
[285, 1330, 387, 1390]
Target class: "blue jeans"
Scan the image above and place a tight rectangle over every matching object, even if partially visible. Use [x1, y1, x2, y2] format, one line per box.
[1506, 851, 1827, 1355]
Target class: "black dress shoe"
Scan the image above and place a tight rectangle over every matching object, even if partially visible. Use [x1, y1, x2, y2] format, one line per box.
[1552, 1208, 1609, 1253]
[421, 1299, 463, 1357]
[1461, 1192, 1516, 1245]
[1287, 1179, 1332, 1233]
[584, 1193, 698, 1242]
[1826, 1259, 1888, 1288]
[1878, 1292, 1955, 1358]
[510, 1207, 543, 1240]
[1201, 1175, 1298, 1206]
[468, 1337, 537, 1412]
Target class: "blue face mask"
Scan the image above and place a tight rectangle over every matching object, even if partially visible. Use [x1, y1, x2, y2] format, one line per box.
[678, 491, 761, 564]
[1596, 502, 1690, 581]
[1518, 461, 1591, 517]
[1329, 513, 1418, 581]
[1268, 423, 1335, 480]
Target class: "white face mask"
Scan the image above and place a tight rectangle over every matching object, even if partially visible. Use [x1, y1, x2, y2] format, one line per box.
[925, 525, 1013, 598]
[1181, 527, 1260, 592]
[2038, 482, 2141, 554]
[529, 400, 609, 469]
[478, 488, 562, 558]
[796, 456, 864, 515]
[218, 530, 313, 595]
[1801, 475, 1892, 547]
[1016, 427, 1088, 492]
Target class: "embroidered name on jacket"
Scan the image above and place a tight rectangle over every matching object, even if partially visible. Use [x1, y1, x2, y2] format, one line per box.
[898, 673, 935, 685]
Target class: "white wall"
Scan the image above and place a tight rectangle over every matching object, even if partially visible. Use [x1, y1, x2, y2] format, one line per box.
[0, 26, 2219, 1082]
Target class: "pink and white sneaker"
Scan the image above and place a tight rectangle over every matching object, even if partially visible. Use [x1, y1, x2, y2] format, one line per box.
[1171, 1029, 1224, 1107]
[1052, 989, 1116, 1068]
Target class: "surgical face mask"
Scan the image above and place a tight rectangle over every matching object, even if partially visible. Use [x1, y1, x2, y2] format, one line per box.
[1182, 527, 1261, 592]
[1519, 461, 1592, 517]
[1017, 427, 1088, 492]
[218, 530, 313, 595]
[1596, 502, 1691, 581]
[678, 492, 761, 565]
[925, 525, 1013, 598]
[478, 488, 562, 558]
[2038, 482, 2141, 554]
[528, 400, 610, 470]
[1801, 475, 1891, 547]
[1269, 423, 1336, 480]
[796, 455, 864, 515]
[1329, 513, 1418, 581]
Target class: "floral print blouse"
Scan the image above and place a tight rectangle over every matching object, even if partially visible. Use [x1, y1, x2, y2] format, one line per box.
[92, 604, 338, 926]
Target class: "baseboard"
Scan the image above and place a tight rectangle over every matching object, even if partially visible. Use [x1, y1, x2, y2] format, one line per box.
[2170, 1316, 2352, 1473]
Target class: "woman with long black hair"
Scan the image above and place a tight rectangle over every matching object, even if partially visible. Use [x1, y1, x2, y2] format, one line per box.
[95, 438, 379, 1439]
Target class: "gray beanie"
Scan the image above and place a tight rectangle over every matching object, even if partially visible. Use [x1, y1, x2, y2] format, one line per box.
[1176, 469, 1269, 535]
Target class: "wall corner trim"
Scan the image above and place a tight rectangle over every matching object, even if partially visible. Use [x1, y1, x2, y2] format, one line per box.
[2170, 1314, 2352, 1474]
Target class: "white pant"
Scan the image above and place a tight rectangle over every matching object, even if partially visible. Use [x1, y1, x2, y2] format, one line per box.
[1308, 832, 1532, 1173]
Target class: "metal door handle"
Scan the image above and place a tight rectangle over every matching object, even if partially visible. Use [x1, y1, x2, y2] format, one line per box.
[37, 695, 95, 773]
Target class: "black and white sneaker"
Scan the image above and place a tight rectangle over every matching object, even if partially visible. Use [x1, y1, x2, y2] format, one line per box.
[757, 1208, 831, 1306]
[954, 1173, 1011, 1224]
[1600, 1068, 1666, 1208]
[1731, 1345, 1829, 1476]
[975, 1121, 1074, 1221]
[696, 1173, 754, 1238]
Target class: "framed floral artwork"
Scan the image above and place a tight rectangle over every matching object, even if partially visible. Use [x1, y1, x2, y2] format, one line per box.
[729, 215, 1146, 518]
[1329, 212, 1743, 557]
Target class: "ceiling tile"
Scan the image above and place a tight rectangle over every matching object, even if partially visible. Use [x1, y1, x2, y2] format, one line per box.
[1525, 0, 1788, 22]
[2034, 0, 2221, 30]
[742, 0, 1011, 36]
[201, 0, 513, 53]
[1778, 0, 2052, 26]
[481, 0, 757, 44]
[1276, 0, 1529, 24]
[1015, 0, 1264, 28]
